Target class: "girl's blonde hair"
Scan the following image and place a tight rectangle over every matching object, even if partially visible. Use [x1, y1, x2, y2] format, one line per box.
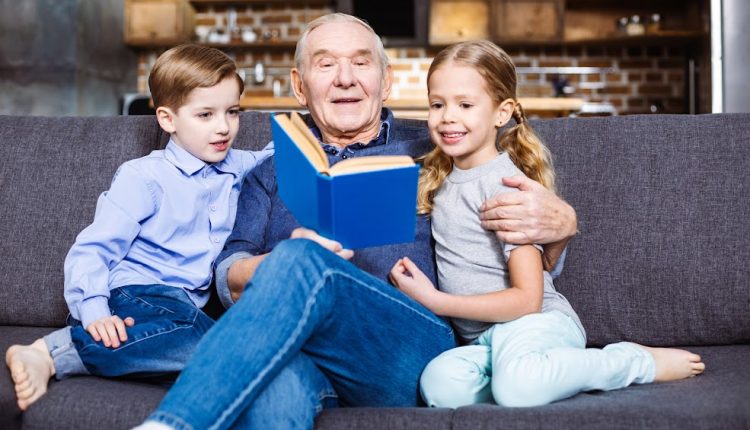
[417, 40, 556, 214]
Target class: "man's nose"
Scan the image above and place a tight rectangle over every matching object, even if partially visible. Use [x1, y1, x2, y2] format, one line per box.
[334, 61, 355, 88]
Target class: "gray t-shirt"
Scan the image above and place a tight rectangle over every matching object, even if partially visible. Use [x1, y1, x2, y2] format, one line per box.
[432, 152, 585, 343]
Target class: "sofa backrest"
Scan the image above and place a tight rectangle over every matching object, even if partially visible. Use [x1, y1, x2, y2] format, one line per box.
[0, 112, 273, 327]
[0, 115, 166, 326]
[1, 112, 748, 348]
[533, 114, 750, 347]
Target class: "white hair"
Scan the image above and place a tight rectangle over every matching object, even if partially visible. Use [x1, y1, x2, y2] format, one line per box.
[294, 13, 389, 75]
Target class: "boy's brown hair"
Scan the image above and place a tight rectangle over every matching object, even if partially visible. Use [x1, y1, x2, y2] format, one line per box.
[148, 44, 244, 110]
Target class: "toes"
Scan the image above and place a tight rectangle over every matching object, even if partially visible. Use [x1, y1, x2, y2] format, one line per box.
[688, 353, 701, 362]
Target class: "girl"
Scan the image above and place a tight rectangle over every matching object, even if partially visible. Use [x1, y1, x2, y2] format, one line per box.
[389, 40, 705, 408]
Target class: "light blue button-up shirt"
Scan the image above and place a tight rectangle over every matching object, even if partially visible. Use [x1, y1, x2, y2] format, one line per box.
[64, 140, 273, 328]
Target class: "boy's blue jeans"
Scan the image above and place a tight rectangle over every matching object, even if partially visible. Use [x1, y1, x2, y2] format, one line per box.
[44, 284, 215, 381]
[45, 283, 339, 429]
[146, 239, 457, 430]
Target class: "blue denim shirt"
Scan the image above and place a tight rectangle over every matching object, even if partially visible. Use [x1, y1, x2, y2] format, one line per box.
[64, 140, 273, 328]
[215, 109, 437, 308]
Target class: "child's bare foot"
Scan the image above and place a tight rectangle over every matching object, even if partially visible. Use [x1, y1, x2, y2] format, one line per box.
[5, 338, 55, 410]
[636, 344, 705, 382]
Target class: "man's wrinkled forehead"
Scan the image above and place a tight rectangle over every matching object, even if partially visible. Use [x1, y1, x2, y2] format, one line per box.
[302, 22, 381, 65]
[310, 48, 374, 62]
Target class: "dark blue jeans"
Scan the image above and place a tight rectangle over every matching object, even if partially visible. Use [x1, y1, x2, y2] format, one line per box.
[147, 239, 457, 430]
[45, 284, 215, 381]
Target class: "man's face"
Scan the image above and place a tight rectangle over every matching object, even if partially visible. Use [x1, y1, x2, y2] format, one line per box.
[157, 77, 241, 164]
[291, 21, 392, 146]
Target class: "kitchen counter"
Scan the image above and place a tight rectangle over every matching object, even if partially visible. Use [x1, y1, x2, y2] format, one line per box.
[239, 96, 584, 119]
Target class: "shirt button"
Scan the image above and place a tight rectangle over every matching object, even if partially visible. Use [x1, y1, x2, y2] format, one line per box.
[212, 237, 220, 243]
[210, 205, 217, 212]
[342, 154, 348, 159]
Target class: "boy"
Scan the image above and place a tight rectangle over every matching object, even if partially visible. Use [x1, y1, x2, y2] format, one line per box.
[5, 44, 272, 411]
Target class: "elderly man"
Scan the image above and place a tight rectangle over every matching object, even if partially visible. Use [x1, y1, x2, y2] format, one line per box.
[138, 13, 576, 430]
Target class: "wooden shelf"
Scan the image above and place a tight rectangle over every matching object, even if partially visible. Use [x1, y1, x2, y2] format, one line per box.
[201, 41, 298, 49]
[562, 30, 708, 45]
[190, 0, 332, 5]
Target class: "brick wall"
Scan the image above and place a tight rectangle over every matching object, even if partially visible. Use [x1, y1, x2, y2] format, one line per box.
[136, 5, 702, 115]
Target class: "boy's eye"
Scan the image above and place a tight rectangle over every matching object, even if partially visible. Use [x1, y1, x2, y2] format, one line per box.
[228, 108, 240, 116]
[198, 112, 212, 118]
[429, 102, 443, 109]
[460, 103, 473, 109]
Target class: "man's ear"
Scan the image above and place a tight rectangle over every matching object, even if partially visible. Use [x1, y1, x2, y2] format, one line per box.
[495, 98, 515, 128]
[156, 106, 177, 134]
[381, 65, 393, 102]
[290, 68, 307, 107]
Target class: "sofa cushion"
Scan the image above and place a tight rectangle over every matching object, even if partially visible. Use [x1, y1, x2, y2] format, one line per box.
[532, 114, 750, 347]
[0, 116, 165, 326]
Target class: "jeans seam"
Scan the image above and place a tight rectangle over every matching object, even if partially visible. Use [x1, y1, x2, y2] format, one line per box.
[116, 287, 179, 315]
[210, 265, 451, 429]
[77, 323, 198, 354]
[149, 411, 194, 430]
[209, 268, 332, 430]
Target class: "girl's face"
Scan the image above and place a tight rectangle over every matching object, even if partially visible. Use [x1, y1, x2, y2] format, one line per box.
[427, 62, 513, 170]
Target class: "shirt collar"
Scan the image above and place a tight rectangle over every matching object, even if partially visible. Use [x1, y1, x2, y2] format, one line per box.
[165, 140, 239, 177]
[307, 108, 393, 151]
[165, 140, 206, 176]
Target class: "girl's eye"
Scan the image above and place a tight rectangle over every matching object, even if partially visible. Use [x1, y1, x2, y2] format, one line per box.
[228, 108, 240, 116]
[198, 112, 212, 119]
[430, 102, 443, 110]
[460, 103, 473, 109]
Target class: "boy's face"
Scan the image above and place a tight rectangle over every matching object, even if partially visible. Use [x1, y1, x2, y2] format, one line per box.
[156, 76, 241, 164]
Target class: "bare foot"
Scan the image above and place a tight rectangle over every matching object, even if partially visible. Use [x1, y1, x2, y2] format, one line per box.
[636, 344, 705, 382]
[5, 338, 55, 410]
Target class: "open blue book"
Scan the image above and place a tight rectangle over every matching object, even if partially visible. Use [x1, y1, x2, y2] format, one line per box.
[272, 112, 419, 249]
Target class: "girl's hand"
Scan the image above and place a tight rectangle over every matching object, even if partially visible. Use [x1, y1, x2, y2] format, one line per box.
[86, 315, 135, 348]
[290, 227, 354, 260]
[389, 257, 440, 310]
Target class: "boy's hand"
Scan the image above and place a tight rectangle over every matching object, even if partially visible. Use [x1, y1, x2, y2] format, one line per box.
[290, 227, 354, 260]
[86, 316, 135, 348]
[389, 257, 439, 310]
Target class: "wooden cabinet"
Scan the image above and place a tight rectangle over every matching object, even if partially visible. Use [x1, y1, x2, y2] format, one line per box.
[429, 0, 490, 45]
[492, 0, 564, 42]
[124, 0, 195, 46]
[426, 0, 708, 46]
[563, 0, 708, 43]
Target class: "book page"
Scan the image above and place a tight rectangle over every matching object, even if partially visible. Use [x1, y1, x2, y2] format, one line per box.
[275, 113, 329, 172]
[328, 155, 415, 175]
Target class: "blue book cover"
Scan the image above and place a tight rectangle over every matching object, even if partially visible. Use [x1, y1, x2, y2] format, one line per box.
[272, 113, 419, 249]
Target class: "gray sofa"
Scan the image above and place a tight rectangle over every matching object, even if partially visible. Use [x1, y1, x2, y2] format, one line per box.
[1, 112, 748, 430]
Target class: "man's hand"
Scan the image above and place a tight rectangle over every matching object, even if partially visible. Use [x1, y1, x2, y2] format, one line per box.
[389, 257, 439, 311]
[290, 227, 354, 260]
[86, 315, 135, 348]
[480, 175, 577, 245]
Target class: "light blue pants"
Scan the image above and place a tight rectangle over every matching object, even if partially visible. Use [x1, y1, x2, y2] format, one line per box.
[420, 310, 656, 408]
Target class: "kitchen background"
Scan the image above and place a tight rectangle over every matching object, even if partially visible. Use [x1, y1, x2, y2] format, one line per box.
[1, 0, 748, 117]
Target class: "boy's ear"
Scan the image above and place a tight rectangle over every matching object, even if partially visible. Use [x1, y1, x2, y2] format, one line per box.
[156, 106, 177, 134]
[495, 99, 515, 128]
